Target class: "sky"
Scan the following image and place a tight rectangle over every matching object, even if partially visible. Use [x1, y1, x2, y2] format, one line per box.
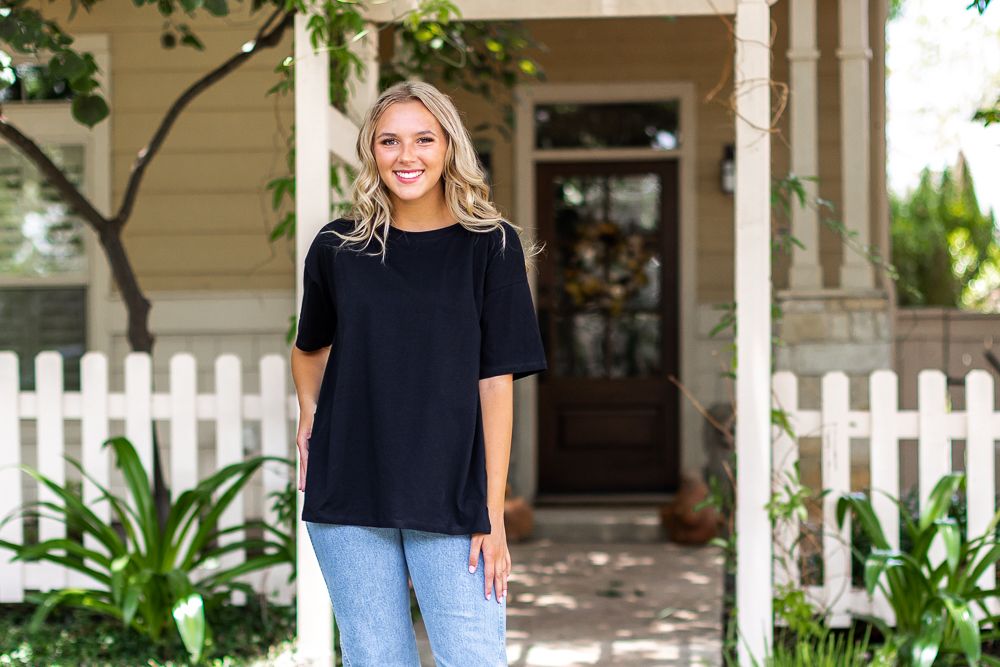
[886, 0, 1000, 216]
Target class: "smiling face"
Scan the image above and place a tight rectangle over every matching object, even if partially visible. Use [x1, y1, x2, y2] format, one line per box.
[373, 100, 449, 209]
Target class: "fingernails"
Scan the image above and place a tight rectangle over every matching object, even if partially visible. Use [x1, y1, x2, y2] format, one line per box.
[469, 565, 475, 573]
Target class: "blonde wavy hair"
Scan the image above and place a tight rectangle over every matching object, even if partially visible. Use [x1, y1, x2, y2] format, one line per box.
[323, 80, 542, 270]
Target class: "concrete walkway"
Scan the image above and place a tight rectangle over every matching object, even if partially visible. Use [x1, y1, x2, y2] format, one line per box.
[414, 538, 724, 666]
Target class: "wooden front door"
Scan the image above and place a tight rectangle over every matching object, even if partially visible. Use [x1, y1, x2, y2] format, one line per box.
[535, 160, 680, 494]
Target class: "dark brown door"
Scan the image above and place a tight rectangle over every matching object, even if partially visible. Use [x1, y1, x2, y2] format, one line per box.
[535, 160, 680, 494]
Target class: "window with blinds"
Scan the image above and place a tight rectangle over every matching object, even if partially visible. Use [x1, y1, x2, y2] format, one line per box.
[0, 143, 88, 391]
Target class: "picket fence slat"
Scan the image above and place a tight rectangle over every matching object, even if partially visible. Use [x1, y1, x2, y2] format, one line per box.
[772, 371, 799, 592]
[868, 369, 899, 623]
[918, 370, 950, 570]
[125, 353, 154, 488]
[821, 371, 851, 626]
[215, 355, 247, 606]
[966, 370, 997, 616]
[75, 353, 110, 591]
[0, 352, 23, 602]
[261, 354, 293, 604]
[34, 351, 67, 591]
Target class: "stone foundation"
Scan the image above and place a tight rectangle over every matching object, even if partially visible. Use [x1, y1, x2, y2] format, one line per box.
[775, 289, 892, 410]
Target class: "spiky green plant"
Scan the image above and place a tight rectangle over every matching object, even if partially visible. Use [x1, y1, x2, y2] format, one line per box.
[837, 472, 1000, 666]
[0, 436, 294, 663]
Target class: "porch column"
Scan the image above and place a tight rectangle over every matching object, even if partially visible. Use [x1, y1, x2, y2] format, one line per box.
[788, 0, 823, 290]
[837, 0, 874, 288]
[734, 0, 773, 664]
[294, 9, 334, 667]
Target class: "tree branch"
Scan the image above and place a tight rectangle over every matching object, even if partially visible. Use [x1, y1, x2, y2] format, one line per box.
[113, 6, 295, 226]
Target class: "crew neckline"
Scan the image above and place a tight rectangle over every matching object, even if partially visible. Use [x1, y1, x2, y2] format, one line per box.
[388, 221, 464, 240]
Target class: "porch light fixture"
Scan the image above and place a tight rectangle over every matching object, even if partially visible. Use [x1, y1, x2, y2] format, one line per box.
[720, 144, 735, 195]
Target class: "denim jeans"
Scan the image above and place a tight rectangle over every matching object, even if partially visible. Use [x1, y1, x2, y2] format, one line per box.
[305, 521, 508, 667]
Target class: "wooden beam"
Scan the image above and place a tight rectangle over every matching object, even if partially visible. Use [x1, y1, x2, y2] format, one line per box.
[364, 0, 746, 22]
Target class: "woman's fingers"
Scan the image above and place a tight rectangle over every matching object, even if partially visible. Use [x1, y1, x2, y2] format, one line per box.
[471, 536, 508, 601]
[468, 534, 482, 574]
[483, 548, 495, 599]
[503, 551, 511, 600]
[495, 569, 505, 604]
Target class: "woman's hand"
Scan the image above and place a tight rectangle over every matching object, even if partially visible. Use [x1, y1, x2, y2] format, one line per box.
[296, 408, 314, 491]
[469, 510, 510, 603]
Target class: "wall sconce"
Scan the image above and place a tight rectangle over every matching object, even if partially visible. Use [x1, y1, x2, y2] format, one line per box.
[720, 144, 735, 195]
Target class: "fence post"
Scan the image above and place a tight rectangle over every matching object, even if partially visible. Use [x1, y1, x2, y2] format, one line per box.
[216, 354, 246, 606]
[124, 352, 154, 489]
[772, 371, 799, 592]
[170, 353, 199, 565]
[78, 352, 110, 590]
[0, 352, 23, 602]
[965, 370, 996, 616]
[261, 354, 293, 603]
[918, 369, 949, 568]
[869, 369, 899, 623]
[821, 371, 851, 625]
[36, 351, 67, 590]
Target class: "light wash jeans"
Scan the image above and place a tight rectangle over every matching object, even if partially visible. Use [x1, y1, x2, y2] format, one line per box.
[305, 521, 508, 667]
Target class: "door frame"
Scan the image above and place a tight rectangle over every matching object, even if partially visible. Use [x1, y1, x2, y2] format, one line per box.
[513, 81, 698, 504]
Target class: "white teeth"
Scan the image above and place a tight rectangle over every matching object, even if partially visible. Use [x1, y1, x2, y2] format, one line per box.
[395, 170, 423, 178]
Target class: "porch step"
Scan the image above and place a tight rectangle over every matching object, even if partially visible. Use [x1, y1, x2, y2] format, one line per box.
[528, 506, 667, 543]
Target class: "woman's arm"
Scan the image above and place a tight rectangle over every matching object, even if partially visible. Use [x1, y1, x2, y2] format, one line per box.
[473, 373, 513, 603]
[290, 345, 331, 491]
[479, 374, 514, 516]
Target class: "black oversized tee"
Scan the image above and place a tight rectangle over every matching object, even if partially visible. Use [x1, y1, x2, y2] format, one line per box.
[295, 217, 548, 535]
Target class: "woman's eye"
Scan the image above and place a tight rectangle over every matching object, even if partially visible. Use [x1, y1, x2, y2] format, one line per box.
[380, 138, 432, 145]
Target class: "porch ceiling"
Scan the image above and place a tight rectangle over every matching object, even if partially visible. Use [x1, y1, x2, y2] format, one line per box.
[364, 0, 778, 22]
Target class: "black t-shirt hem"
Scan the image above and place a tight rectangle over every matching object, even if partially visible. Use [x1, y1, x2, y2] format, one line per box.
[479, 359, 548, 381]
[301, 509, 493, 536]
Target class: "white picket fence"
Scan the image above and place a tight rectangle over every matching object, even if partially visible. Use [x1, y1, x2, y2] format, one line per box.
[4, 351, 998, 631]
[772, 368, 1000, 627]
[0, 350, 299, 605]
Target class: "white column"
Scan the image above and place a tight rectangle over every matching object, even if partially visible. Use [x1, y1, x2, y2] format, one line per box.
[294, 9, 334, 667]
[734, 0, 773, 664]
[837, 0, 874, 288]
[788, 0, 823, 290]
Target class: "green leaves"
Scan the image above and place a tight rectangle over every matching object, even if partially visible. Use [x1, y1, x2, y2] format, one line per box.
[890, 162, 999, 309]
[0, 436, 295, 662]
[837, 473, 1000, 665]
[167, 570, 206, 663]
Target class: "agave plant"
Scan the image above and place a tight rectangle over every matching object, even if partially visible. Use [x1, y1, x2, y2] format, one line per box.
[837, 472, 1000, 666]
[0, 436, 295, 662]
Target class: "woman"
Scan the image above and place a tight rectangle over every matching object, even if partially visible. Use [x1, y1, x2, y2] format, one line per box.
[290, 80, 548, 666]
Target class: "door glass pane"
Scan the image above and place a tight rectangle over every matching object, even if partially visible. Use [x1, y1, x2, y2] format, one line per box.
[551, 171, 662, 378]
[0, 143, 87, 277]
[535, 101, 679, 150]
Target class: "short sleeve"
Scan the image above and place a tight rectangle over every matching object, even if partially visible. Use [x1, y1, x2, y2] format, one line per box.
[479, 224, 548, 381]
[294, 231, 337, 352]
